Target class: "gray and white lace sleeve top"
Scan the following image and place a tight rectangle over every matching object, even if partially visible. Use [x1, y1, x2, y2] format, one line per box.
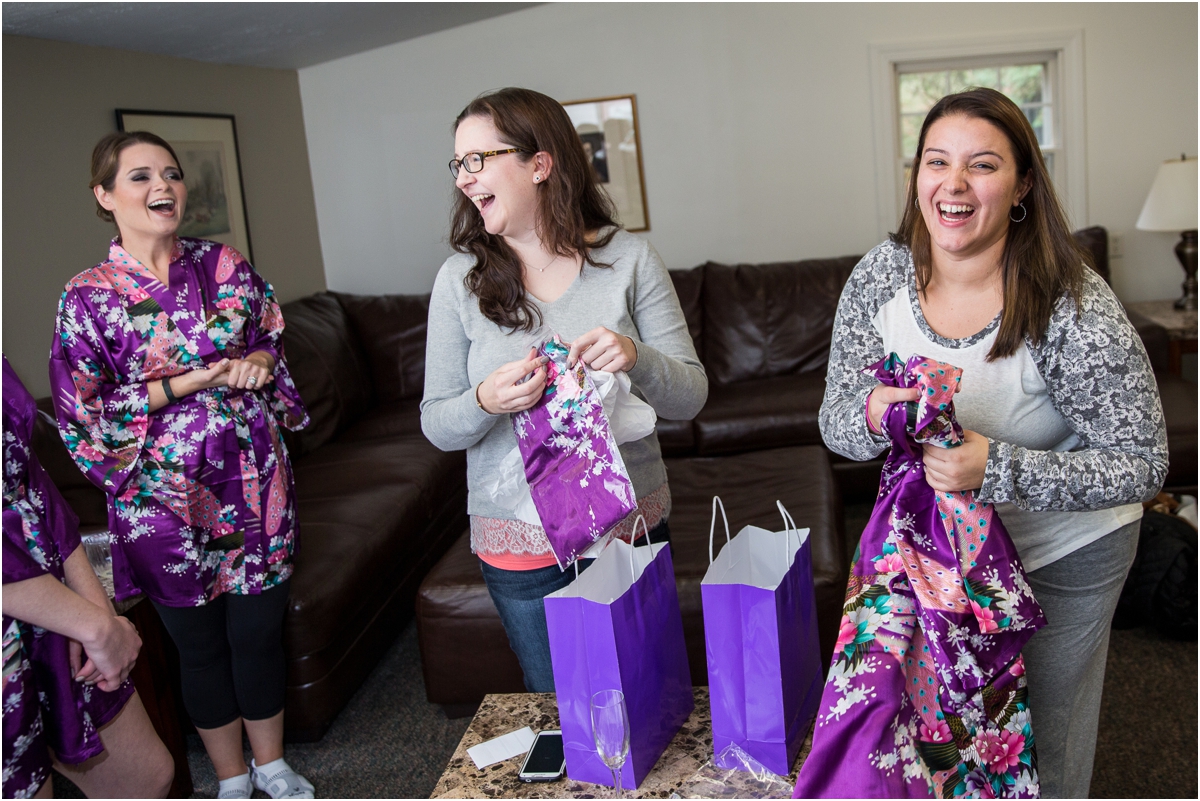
[819, 239, 1168, 570]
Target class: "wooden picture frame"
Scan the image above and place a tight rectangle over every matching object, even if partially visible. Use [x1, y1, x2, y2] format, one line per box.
[562, 94, 649, 231]
[116, 109, 253, 262]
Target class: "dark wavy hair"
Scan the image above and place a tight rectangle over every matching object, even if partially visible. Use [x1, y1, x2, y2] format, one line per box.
[890, 87, 1085, 360]
[90, 130, 183, 226]
[449, 88, 620, 331]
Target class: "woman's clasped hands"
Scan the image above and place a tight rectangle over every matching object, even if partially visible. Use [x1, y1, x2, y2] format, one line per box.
[179, 352, 277, 394]
[867, 384, 989, 493]
[476, 327, 637, 415]
[69, 613, 142, 692]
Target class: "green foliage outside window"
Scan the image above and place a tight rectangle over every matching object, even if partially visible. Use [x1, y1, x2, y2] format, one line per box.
[898, 64, 1048, 158]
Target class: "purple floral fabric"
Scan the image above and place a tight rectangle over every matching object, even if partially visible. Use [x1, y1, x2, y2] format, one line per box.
[795, 354, 1045, 799]
[3, 357, 133, 798]
[49, 238, 309, 607]
[513, 336, 636, 569]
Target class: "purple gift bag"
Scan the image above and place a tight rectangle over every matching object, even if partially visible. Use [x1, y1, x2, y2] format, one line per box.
[702, 498, 823, 776]
[545, 520, 694, 789]
[514, 335, 637, 569]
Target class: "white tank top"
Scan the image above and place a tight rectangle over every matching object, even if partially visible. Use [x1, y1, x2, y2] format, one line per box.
[874, 285, 1142, 572]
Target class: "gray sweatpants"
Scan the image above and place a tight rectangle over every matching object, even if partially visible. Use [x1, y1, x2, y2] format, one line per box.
[1021, 520, 1140, 798]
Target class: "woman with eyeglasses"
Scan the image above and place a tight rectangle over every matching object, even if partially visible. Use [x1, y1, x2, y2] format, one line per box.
[49, 131, 314, 799]
[421, 87, 707, 692]
[807, 88, 1166, 797]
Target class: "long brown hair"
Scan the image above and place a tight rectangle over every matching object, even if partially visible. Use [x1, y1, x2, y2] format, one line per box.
[890, 87, 1084, 360]
[449, 88, 620, 331]
[90, 130, 183, 226]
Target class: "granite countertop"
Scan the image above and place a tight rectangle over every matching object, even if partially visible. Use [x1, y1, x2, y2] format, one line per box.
[431, 687, 809, 799]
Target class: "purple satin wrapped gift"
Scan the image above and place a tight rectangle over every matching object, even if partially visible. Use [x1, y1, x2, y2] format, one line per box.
[794, 354, 1046, 799]
[513, 336, 637, 569]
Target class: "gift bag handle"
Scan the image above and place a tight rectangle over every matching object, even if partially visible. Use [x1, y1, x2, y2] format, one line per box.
[777, 500, 799, 552]
[629, 514, 652, 573]
[708, 496, 731, 565]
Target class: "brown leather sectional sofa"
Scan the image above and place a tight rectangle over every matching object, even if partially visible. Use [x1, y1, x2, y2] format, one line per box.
[272, 291, 468, 741]
[29, 227, 1196, 738]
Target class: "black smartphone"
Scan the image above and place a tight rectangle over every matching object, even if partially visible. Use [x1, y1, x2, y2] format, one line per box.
[518, 730, 565, 782]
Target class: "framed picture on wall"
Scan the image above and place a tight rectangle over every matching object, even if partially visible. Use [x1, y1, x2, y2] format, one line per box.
[561, 94, 649, 231]
[116, 109, 253, 262]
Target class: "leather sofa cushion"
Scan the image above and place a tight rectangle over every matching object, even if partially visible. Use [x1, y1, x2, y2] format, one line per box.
[333, 292, 430, 404]
[1073, 226, 1110, 285]
[32, 398, 108, 529]
[286, 437, 465, 676]
[693, 372, 827, 456]
[416, 531, 527, 702]
[280, 293, 373, 457]
[655, 418, 695, 457]
[669, 265, 705, 362]
[701, 256, 859, 386]
[293, 435, 465, 523]
[338, 404, 424, 443]
[1156, 370, 1198, 489]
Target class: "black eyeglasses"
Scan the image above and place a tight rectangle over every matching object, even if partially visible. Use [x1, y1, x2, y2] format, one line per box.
[448, 149, 528, 178]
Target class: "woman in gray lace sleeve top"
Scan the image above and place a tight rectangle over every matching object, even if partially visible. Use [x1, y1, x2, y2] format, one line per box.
[820, 88, 1167, 798]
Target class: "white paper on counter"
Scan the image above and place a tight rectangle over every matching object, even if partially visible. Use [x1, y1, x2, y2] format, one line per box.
[466, 725, 536, 770]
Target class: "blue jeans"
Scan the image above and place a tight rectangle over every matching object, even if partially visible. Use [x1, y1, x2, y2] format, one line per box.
[479, 519, 671, 692]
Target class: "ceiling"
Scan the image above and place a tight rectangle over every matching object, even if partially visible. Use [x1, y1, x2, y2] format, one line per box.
[1, 2, 541, 69]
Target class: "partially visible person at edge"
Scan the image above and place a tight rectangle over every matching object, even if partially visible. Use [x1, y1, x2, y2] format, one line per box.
[48, 131, 316, 799]
[420, 87, 708, 692]
[818, 87, 1167, 797]
[3, 356, 174, 799]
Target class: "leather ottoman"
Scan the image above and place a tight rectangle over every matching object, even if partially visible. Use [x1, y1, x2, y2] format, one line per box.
[416, 445, 846, 709]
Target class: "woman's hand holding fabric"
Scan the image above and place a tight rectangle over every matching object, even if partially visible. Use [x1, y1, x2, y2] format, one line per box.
[477, 349, 549, 415]
[567, 327, 637, 373]
[866, 384, 920, 433]
[78, 614, 142, 692]
[922, 429, 989, 492]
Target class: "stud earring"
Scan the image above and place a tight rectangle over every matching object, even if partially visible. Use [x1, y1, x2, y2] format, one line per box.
[534, 175, 541, 183]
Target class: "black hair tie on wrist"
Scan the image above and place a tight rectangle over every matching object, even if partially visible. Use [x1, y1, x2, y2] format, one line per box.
[161, 376, 178, 404]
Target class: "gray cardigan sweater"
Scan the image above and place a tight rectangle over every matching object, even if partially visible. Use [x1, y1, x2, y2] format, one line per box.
[420, 229, 708, 520]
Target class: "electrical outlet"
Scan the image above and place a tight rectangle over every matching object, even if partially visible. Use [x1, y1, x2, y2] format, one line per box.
[1110, 232, 1124, 259]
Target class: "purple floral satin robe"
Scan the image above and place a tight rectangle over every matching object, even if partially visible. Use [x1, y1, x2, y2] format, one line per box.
[3, 357, 134, 798]
[795, 354, 1046, 799]
[49, 238, 309, 607]
[513, 336, 636, 569]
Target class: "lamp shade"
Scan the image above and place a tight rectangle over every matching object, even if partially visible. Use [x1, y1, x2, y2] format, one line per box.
[1136, 157, 1198, 231]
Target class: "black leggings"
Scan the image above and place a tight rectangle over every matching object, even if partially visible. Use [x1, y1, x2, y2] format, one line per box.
[152, 580, 290, 729]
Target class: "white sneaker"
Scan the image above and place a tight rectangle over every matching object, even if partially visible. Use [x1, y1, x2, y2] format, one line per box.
[251, 758, 315, 799]
[217, 771, 252, 799]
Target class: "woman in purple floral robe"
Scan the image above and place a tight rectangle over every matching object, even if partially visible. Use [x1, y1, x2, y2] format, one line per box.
[48, 132, 314, 799]
[4, 356, 173, 799]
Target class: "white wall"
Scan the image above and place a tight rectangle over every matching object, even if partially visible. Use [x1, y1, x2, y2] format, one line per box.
[299, 3, 1197, 304]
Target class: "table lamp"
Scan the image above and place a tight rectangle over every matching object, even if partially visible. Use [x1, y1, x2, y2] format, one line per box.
[1136, 155, 1198, 310]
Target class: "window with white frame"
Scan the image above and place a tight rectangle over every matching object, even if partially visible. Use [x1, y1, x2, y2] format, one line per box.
[896, 55, 1061, 199]
[869, 31, 1086, 234]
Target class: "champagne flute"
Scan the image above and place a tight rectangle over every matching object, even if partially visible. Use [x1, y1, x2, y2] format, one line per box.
[590, 689, 630, 798]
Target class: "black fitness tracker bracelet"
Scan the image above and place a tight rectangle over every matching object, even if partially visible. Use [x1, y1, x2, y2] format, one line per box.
[161, 376, 178, 404]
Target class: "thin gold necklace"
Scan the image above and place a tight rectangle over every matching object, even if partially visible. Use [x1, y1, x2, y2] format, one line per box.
[528, 252, 557, 273]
